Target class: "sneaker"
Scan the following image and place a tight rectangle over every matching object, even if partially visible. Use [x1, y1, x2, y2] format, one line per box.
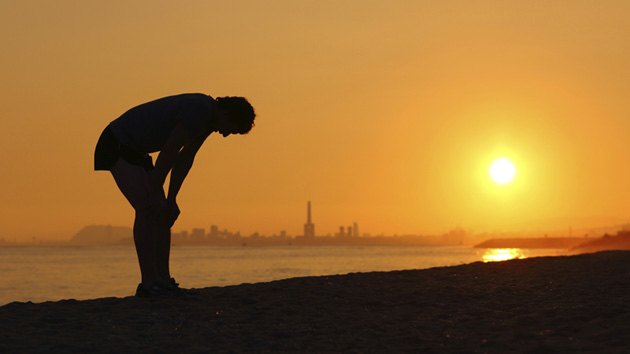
[134, 283, 164, 298]
[162, 278, 189, 296]
[167, 277, 180, 290]
[161, 278, 198, 296]
[135, 283, 185, 299]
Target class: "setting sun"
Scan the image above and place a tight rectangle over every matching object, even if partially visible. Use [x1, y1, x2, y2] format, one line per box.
[489, 158, 516, 184]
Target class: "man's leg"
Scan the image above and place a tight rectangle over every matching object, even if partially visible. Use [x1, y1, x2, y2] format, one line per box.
[153, 188, 172, 282]
[110, 158, 160, 288]
[155, 223, 172, 282]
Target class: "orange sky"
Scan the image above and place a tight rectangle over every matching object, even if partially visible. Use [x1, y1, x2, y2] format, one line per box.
[1, 1, 629, 241]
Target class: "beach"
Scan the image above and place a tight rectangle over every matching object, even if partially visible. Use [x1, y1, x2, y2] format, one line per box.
[1, 251, 628, 353]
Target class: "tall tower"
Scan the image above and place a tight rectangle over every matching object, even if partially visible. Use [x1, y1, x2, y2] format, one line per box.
[304, 201, 315, 237]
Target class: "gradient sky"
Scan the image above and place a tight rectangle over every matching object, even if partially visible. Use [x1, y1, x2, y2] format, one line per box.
[1, 0, 629, 241]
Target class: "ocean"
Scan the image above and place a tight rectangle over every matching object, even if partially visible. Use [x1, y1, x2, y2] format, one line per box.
[0, 245, 564, 305]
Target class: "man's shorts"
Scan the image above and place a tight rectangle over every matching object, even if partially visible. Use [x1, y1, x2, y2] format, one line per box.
[94, 126, 154, 171]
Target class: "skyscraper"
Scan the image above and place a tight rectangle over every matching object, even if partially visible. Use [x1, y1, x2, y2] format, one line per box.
[304, 201, 315, 237]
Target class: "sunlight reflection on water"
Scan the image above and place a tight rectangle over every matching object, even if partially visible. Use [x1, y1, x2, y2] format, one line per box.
[482, 248, 527, 262]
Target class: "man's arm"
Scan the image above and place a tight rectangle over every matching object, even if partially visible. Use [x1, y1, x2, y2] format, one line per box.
[148, 123, 191, 192]
[150, 123, 204, 197]
[167, 136, 203, 202]
[149, 123, 205, 226]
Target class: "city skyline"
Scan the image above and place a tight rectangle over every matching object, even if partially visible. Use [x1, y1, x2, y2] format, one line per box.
[2, 198, 628, 245]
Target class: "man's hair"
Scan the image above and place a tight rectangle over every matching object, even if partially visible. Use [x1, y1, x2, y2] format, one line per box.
[215, 96, 256, 134]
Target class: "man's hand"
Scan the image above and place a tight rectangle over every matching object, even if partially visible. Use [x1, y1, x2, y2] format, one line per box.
[167, 199, 180, 228]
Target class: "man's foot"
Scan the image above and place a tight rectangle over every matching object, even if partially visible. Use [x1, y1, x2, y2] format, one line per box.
[163, 278, 191, 295]
[167, 277, 180, 290]
[134, 283, 164, 298]
[134, 282, 185, 298]
[161, 278, 199, 296]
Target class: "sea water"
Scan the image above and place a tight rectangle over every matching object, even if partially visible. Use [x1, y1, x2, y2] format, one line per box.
[0, 245, 563, 305]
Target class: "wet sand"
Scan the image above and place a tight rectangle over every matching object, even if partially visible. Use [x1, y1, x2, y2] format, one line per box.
[1, 251, 629, 353]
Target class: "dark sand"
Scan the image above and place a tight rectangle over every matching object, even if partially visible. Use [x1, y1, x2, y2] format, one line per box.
[1, 251, 629, 353]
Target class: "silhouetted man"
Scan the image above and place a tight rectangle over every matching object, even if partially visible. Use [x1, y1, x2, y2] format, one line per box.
[94, 93, 255, 297]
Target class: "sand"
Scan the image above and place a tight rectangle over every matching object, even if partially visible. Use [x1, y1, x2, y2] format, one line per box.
[1, 251, 629, 353]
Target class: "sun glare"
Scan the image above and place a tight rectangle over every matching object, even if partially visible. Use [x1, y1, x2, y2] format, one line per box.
[489, 158, 515, 184]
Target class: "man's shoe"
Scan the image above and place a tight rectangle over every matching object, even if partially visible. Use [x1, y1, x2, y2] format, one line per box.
[134, 283, 164, 298]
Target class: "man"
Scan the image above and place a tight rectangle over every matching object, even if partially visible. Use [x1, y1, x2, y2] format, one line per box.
[94, 93, 255, 297]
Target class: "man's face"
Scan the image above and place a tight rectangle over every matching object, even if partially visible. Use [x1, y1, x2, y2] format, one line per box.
[215, 110, 236, 137]
[218, 118, 239, 137]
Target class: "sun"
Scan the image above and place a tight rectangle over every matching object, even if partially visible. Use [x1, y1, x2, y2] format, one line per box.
[489, 158, 515, 184]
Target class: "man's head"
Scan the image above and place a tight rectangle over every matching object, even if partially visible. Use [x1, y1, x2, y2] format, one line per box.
[215, 96, 256, 136]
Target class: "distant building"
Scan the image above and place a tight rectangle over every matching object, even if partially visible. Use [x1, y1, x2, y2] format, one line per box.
[176, 230, 189, 241]
[209, 225, 219, 239]
[191, 228, 205, 242]
[304, 201, 315, 237]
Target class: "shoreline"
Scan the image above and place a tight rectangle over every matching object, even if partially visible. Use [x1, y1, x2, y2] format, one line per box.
[1, 251, 629, 352]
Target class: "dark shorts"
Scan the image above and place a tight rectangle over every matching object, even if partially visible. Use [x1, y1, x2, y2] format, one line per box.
[94, 126, 154, 171]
